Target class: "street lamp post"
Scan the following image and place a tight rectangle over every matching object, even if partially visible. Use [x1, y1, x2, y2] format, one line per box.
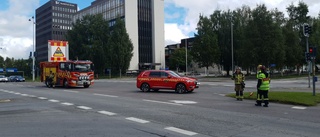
[231, 19, 234, 73]
[29, 16, 35, 81]
[185, 39, 187, 76]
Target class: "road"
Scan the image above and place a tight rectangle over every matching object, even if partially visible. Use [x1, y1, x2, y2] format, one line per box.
[0, 78, 320, 137]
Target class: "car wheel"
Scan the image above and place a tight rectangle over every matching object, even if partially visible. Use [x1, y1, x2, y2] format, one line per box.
[175, 83, 186, 94]
[141, 83, 150, 92]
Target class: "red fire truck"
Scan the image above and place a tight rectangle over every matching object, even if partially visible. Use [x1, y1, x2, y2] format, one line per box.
[40, 60, 94, 88]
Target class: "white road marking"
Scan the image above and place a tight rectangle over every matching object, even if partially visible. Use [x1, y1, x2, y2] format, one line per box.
[63, 90, 79, 93]
[143, 99, 183, 106]
[292, 106, 307, 110]
[14, 93, 21, 95]
[20, 94, 29, 96]
[7, 91, 15, 94]
[38, 97, 48, 100]
[28, 95, 37, 98]
[48, 99, 60, 103]
[218, 94, 225, 96]
[98, 111, 117, 116]
[126, 117, 150, 124]
[61, 102, 74, 106]
[169, 100, 197, 104]
[77, 106, 92, 110]
[165, 127, 198, 136]
[93, 93, 118, 98]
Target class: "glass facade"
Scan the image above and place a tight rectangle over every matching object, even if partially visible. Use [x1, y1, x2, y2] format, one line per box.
[73, 0, 125, 26]
[138, 0, 152, 64]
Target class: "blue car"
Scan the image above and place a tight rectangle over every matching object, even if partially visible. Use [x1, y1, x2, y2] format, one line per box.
[9, 75, 25, 82]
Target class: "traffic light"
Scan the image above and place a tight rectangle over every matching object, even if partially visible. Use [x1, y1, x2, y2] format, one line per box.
[303, 24, 312, 36]
[305, 52, 311, 61]
[309, 47, 313, 54]
[307, 25, 312, 34]
[309, 46, 317, 57]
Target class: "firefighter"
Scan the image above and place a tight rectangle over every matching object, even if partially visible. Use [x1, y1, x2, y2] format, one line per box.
[48, 71, 55, 88]
[255, 65, 270, 107]
[231, 67, 245, 101]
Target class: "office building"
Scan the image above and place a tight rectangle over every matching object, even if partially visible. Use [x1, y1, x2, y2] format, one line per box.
[73, 0, 165, 71]
[35, 0, 77, 62]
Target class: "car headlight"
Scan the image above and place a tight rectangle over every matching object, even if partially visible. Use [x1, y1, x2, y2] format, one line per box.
[186, 80, 193, 83]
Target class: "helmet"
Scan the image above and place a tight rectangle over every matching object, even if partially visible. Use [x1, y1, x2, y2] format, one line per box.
[236, 67, 241, 70]
[260, 65, 266, 70]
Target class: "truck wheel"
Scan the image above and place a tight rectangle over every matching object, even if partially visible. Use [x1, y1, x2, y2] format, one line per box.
[175, 83, 186, 94]
[45, 80, 49, 87]
[63, 79, 69, 88]
[84, 85, 90, 88]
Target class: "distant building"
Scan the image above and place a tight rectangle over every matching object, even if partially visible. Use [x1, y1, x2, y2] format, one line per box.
[35, 0, 77, 62]
[166, 37, 219, 75]
[73, 0, 165, 71]
[165, 37, 195, 69]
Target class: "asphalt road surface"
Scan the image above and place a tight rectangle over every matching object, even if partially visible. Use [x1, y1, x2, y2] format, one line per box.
[0, 78, 320, 137]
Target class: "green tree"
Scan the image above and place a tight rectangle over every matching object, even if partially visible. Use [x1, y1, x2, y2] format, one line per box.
[67, 14, 110, 75]
[108, 18, 133, 75]
[191, 14, 220, 74]
[286, 1, 310, 71]
[167, 48, 191, 71]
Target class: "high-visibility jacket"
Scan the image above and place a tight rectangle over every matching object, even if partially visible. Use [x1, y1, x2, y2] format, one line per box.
[257, 72, 270, 90]
[256, 70, 261, 79]
[232, 73, 245, 84]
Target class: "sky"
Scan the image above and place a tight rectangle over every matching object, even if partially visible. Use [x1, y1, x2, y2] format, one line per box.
[0, 0, 319, 59]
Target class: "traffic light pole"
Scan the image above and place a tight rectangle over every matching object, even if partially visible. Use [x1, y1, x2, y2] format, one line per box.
[312, 57, 316, 96]
[306, 37, 311, 88]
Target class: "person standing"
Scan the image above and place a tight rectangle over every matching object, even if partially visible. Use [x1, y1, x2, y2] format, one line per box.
[255, 65, 270, 107]
[231, 67, 245, 101]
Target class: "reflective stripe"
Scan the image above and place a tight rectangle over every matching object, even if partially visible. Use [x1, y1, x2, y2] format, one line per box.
[258, 73, 270, 90]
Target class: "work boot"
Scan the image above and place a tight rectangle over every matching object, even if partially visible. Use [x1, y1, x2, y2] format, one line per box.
[255, 103, 261, 106]
[255, 101, 262, 106]
[263, 104, 268, 107]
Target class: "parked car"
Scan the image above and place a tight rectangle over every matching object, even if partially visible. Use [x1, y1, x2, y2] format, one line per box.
[136, 70, 200, 93]
[0, 75, 8, 82]
[9, 75, 25, 82]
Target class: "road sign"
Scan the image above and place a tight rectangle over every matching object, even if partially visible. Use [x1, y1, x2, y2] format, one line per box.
[6, 68, 17, 72]
[0, 68, 3, 73]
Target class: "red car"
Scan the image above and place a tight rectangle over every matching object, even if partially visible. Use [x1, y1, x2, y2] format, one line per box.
[136, 70, 200, 93]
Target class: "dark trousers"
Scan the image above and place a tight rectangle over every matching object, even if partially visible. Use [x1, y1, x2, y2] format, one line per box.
[256, 90, 269, 105]
[235, 84, 243, 99]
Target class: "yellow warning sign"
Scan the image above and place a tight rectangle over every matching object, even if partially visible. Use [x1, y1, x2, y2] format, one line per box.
[53, 47, 65, 57]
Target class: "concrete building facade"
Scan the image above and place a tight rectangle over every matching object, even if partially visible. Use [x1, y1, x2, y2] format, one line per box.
[73, 0, 165, 71]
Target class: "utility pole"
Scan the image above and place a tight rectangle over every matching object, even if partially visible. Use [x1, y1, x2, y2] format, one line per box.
[29, 16, 35, 81]
[185, 38, 188, 76]
[231, 18, 234, 72]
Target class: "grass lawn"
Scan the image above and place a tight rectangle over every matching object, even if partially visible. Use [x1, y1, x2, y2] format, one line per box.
[227, 92, 320, 106]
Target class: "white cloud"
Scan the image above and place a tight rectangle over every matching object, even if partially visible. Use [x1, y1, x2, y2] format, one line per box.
[165, 23, 188, 45]
[0, 36, 32, 59]
[0, 0, 38, 59]
[164, 0, 320, 46]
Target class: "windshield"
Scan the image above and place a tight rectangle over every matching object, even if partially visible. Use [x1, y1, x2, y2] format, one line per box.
[169, 71, 181, 77]
[72, 63, 92, 72]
